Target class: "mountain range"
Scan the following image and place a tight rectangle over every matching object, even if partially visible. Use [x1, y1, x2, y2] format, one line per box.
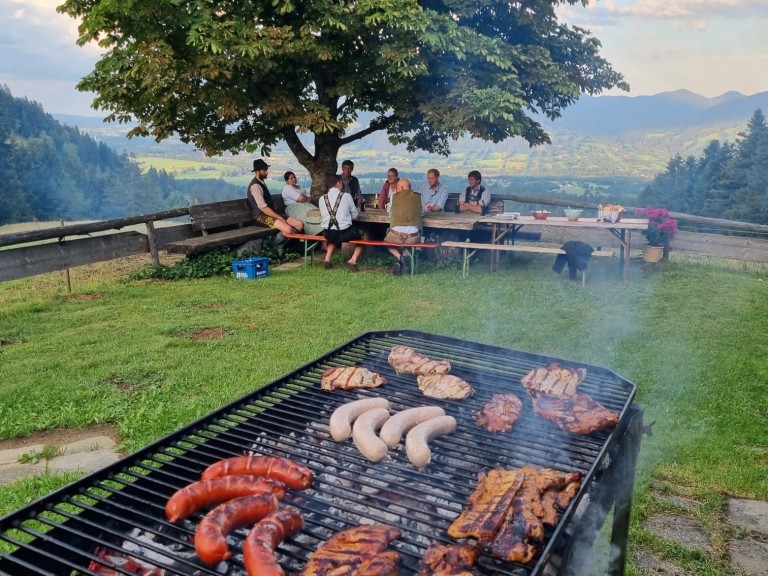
[54, 90, 768, 180]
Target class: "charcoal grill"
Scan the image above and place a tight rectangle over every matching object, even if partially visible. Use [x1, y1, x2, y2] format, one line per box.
[0, 330, 643, 576]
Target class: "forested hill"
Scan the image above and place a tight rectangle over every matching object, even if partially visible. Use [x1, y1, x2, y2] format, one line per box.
[0, 86, 240, 225]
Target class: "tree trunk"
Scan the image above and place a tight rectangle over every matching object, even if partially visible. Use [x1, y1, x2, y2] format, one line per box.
[283, 128, 341, 197]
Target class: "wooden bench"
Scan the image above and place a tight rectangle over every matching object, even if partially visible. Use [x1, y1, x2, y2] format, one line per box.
[441, 241, 615, 282]
[165, 198, 278, 255]
[284, 233, 438, 274]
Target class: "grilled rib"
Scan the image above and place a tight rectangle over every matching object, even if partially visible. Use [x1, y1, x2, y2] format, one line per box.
[388, 345, 452, 375]
[301, 524, 401, 576]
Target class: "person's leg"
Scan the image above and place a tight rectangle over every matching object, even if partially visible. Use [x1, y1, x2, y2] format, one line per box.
[324, 243, 337, 269]
[273, 219, 293, 234]
[348, 245, 364, 265]
[386, 247, 401, 259]
[286, 216, 304, 232]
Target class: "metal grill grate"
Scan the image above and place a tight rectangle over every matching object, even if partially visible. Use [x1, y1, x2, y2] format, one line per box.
[0, 330, 638, 576]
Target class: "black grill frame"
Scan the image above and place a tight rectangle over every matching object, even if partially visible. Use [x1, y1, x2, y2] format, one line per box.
[0, 330, 640, 576]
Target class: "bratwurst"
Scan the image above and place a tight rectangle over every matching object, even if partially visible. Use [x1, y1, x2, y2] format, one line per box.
[201, 455, 313, 490]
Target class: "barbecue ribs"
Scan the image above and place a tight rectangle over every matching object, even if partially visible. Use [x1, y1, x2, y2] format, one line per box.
[448, 466, 582, 565]
[476, 394, 523, 432]
[301, 524, 402, 575]
[388, 345, 451, 375]
[320, 367, 387, 391]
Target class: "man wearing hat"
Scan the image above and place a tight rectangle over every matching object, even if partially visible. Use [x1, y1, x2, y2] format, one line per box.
[246, 159, 304, 241]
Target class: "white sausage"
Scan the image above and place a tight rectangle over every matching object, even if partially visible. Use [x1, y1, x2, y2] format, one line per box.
[329, 397, 390, 442]
[405, 415, 457, 468]
[352, 408, 391, 462]
[379, 406, 446, 449]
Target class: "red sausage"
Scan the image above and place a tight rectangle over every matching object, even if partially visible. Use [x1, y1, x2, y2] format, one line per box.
[165, 475, 285, 523]
[201, 455, 313, 490]
[243, 506, 304, 576]
[194, 493, 279, 566]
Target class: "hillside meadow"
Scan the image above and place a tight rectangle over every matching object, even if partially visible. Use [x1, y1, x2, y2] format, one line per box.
[0, 249, 767, 574]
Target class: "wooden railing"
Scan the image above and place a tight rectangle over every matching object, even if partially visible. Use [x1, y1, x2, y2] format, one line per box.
[2, 196, 768, 282]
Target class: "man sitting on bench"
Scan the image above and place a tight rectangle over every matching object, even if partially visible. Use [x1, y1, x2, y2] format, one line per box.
[385, 178, 423, 276]
[319, 174, 364, 273]
[246, 159, 304, 245]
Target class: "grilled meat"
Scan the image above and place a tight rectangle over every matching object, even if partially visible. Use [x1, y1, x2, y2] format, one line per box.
[447, 469, 525, 540]
[521, 363, 586, 397]
[530, 392, 619, 435]
[301, 524, 402, 576]
[419, 542, 479, 575]
[476, 394, 523, 432]
[388, 345, 451, 375]
[448, 467, 582, 565]
[417, 374, 474, 400]
[320, 367, 387, 391]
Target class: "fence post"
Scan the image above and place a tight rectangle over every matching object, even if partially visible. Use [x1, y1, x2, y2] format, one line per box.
[145, 221, 161, 266]
[60, 219, 72, 293]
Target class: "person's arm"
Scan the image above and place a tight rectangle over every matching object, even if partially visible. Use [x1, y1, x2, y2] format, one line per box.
[432, 185, 449, 212]
[252, 184, 287, 221]
[347, 194, 360, 219]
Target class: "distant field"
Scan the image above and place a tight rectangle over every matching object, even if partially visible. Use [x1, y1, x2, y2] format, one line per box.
[136, 156, 239, 180]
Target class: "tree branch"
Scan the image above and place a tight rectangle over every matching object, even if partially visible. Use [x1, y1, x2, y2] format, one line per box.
[339, 116, 395, 146]
[282, 127, 313, 167]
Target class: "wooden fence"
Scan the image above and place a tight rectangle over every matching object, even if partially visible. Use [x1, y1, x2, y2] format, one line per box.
[1, 196, 768, 283]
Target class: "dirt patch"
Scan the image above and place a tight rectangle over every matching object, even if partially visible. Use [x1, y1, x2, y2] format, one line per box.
[191, 327, 229, 340]
[246, 322, 259, 329]
[644, 514, 711, 552]
[0, 423, 120, 452]
[66, 293, 106, 302]
[101, 373, 158, 394]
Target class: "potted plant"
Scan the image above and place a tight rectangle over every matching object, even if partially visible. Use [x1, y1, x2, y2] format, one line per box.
[636, 206, 677, 262]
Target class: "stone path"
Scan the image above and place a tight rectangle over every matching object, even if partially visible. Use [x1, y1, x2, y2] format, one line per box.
[0, 434, 121, 486]
[639, 483, 768, 576]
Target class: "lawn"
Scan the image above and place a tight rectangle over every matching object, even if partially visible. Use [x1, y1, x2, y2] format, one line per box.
[1, 253, 767, 574]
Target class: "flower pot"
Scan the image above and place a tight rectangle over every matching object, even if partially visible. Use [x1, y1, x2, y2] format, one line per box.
[642, 245, 664, 263]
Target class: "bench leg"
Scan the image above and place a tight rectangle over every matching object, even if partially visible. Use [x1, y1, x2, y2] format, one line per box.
[303, 240, 320, 267]
[407, 247, 416, 275]
[462, 248, 478, 278]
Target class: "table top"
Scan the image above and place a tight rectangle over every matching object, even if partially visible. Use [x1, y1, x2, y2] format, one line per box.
[356, 209, 482, 231]
[479, 215, 649, 230]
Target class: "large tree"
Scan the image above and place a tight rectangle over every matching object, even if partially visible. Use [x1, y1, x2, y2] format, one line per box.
[59, 0, 628, 192]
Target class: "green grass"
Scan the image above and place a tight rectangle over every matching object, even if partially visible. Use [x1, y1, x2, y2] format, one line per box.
[1, 253, 767, 573]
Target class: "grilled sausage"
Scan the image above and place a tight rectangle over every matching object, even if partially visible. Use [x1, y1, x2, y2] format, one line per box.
[379, 406, 446, 449]
[405, 415, 457, 467]
[165, 475, 285, 523]
[352, 407, 391, 462]
[194, 493, 279, 565]
[201, 455, 313, 490]
[328, 397, 391, 441]
[243, 506, 304, 576]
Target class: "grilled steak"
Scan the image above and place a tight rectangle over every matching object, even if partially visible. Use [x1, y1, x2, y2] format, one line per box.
[417, 374, 474, 399]
[388, 345, 451, 375]
[476, 394, 523, 432]
[419, 542, 479, 575]
[529, 392, 619, 435]
[301, 524, 402, 575]
[448, 466, 582, 565]
[521, 363, 586, 397]
[320, 367, 387, 391]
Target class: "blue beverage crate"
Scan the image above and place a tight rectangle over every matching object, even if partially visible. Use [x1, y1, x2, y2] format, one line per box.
[232, 257, 270, 279]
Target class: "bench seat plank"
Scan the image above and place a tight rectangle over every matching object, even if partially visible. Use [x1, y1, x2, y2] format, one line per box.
[440, 241, 615, 280]
[165, 227, 276, 255]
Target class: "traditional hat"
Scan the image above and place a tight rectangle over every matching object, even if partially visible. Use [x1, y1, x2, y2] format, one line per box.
[251, 159, 270, 171]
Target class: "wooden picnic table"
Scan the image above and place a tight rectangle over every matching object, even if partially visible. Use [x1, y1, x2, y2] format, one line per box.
[478, 215, 649, 281]
[355, 208, 482, 231]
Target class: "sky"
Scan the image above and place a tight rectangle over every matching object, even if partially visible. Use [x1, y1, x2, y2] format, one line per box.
[1, 0, 768, 117]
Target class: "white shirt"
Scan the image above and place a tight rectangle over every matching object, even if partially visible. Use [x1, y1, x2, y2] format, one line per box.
[319, 187, 358, 230]
[282, 183, 309, 206]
